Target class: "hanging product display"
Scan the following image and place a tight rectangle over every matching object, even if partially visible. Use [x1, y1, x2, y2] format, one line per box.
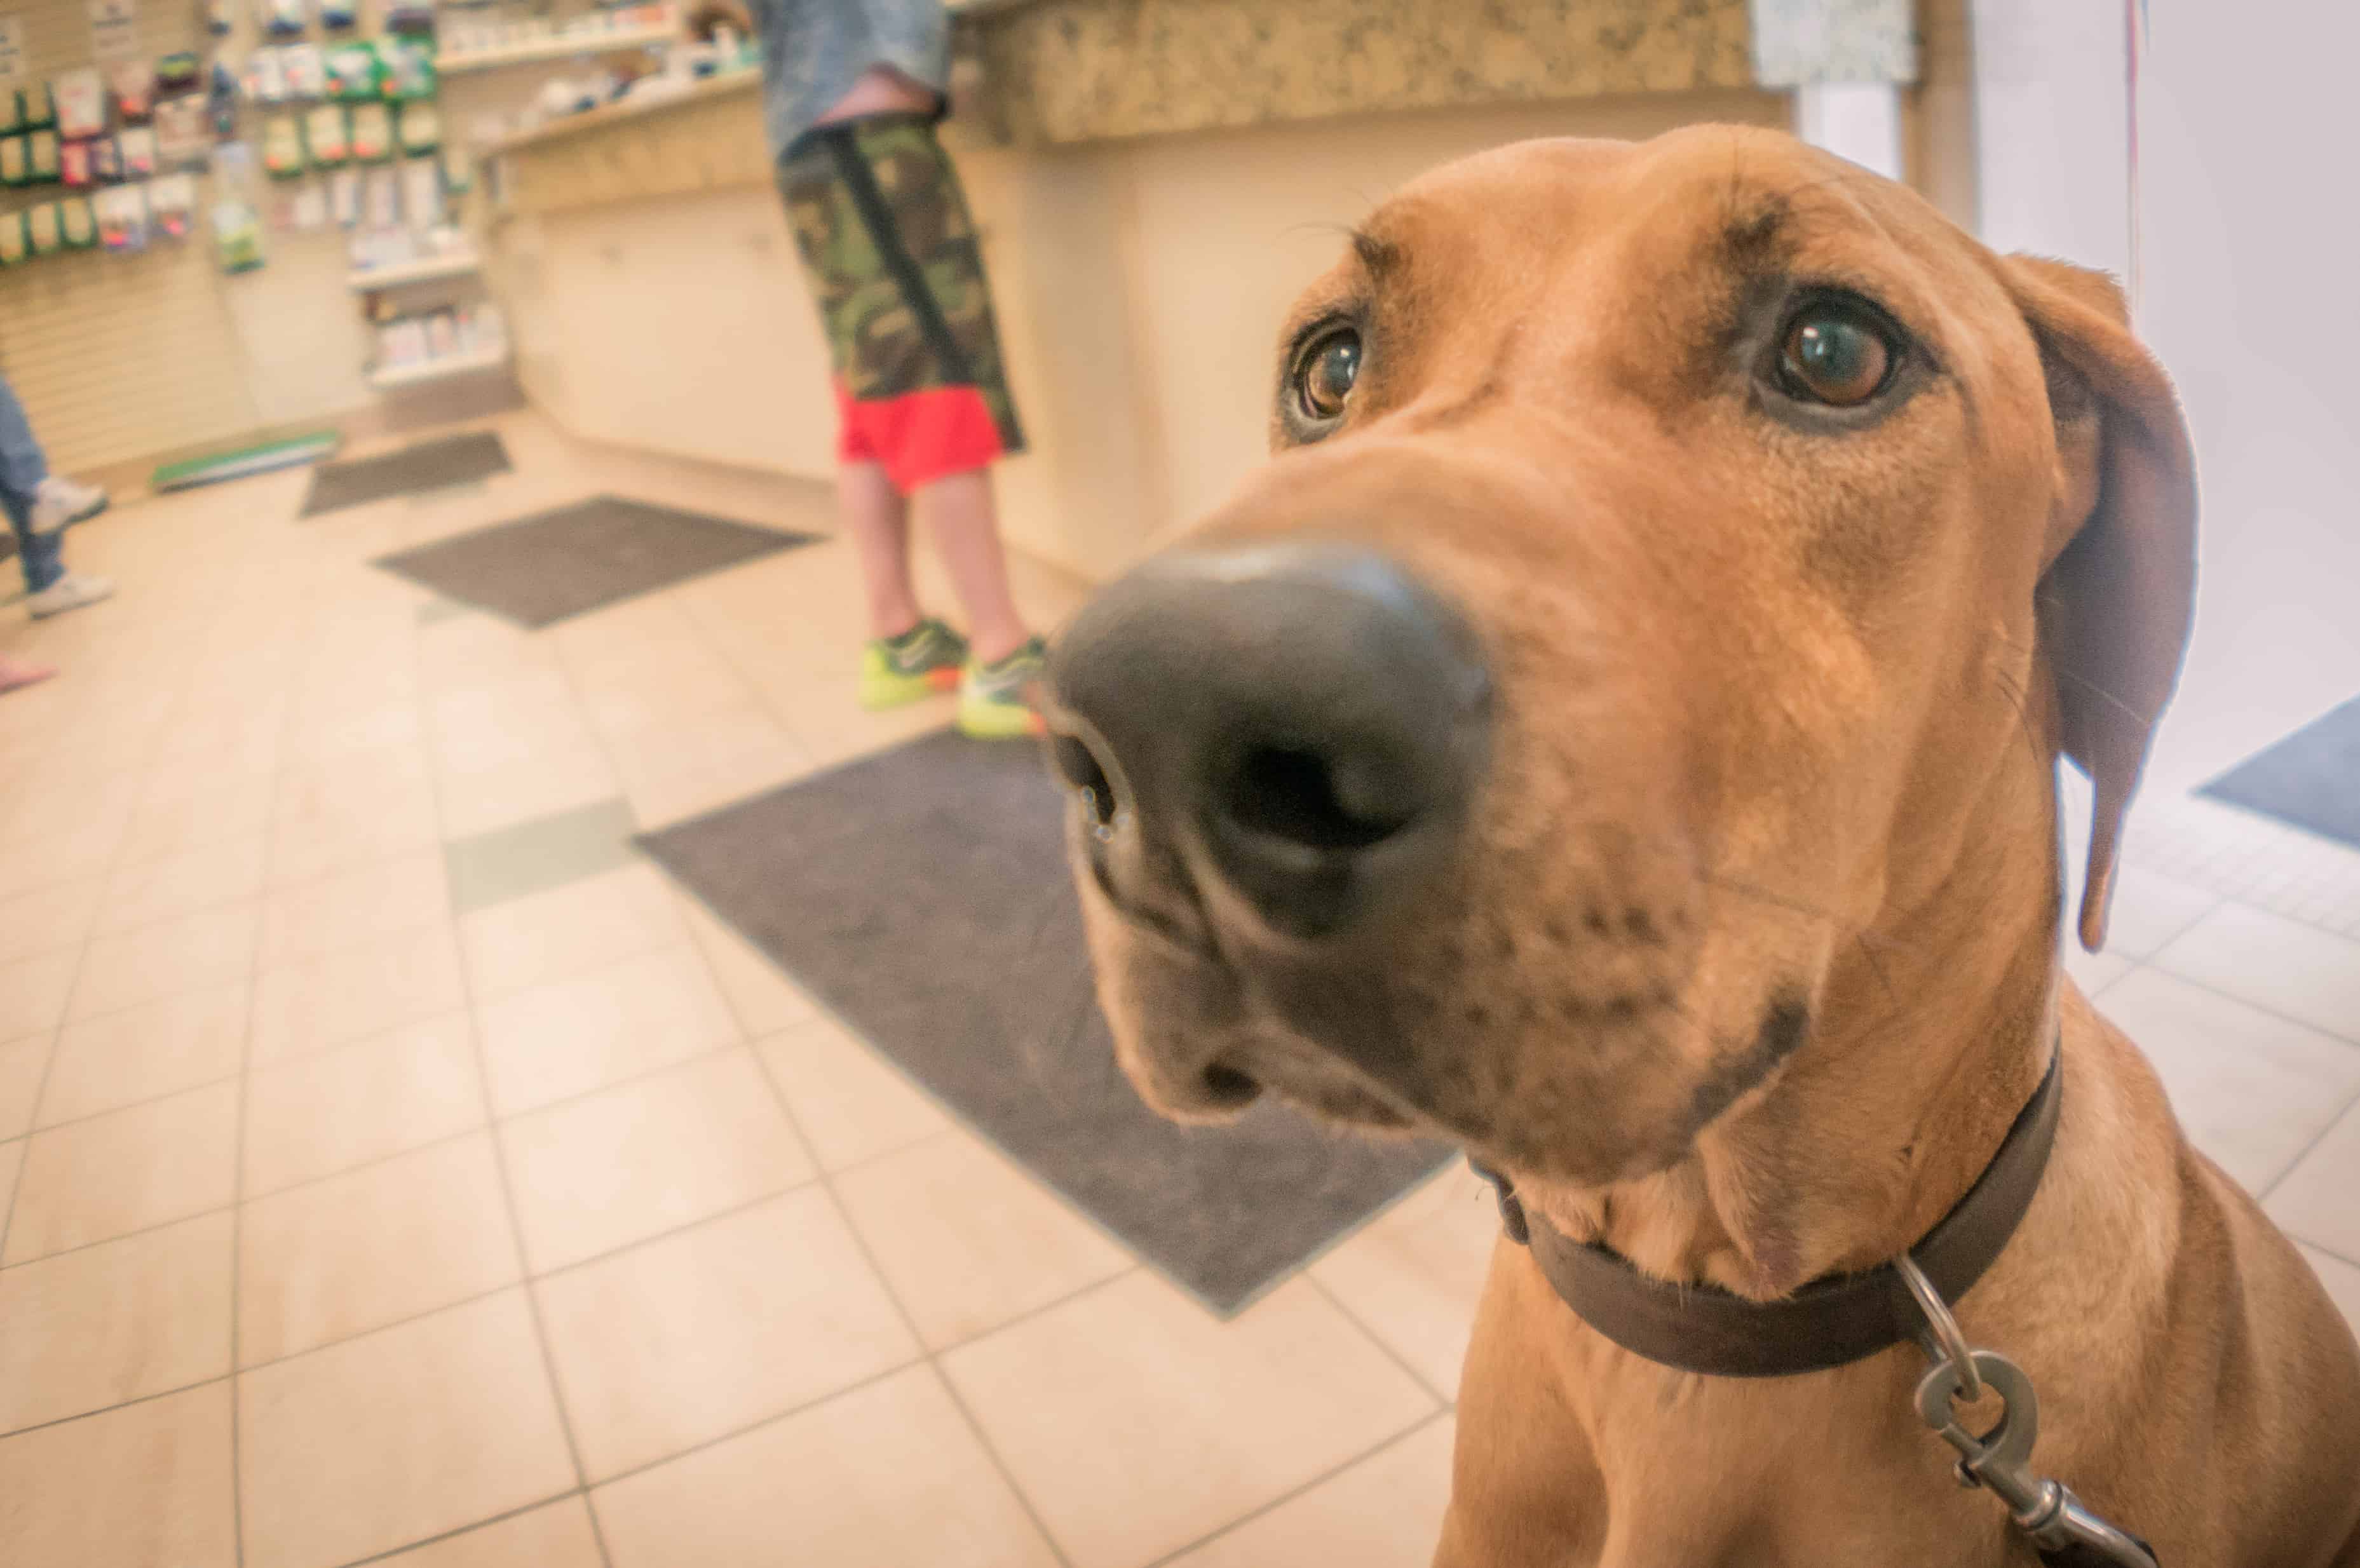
[149, 172, 196, 236]
[60, 196, 97, 248]
[154, 95, 208, 165]
[348, 99, 389, 161]
[398, 155, 440, 227]
[206, 0, 233, 34]
[377, 36, 435, 100]
[26, 201, 63, 254]
[214, 196, 264, 269]
[281, 41, 325, 98]
[19, 82, 56, 129]
[157, 51, 203, 93]
[0, 87, 22, 137]
[327, 161, 358, 225]
[257, 0, 308, 39]
[323, 39, 379, 100]
[290, 173, 326, 229]
[318, 0, 356, 27]
[119, 125, 157, 176]
[304, 102, 348, 163]
[363, 161, 397, 227]
[0, 212, 26, 264]
[0, 136, 25, 185]
[90, 135, 121, 180]
[60, 139, 94, 186]
[396, 100, 437, 156]
[261, 112, 304, 175]
[53, 70, 105, 137]
[243, 46, 290, 105]
[26, 128, 59, 181]
[96, 184, 150, 251]
[438, 143, 469, 194]
[383, 0, 434, 36]
[109, 58, 158, 122]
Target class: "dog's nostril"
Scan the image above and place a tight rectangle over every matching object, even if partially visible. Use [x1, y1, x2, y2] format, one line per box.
[1221, 746, 1411, 853]
[1199, 1062, 1262, 1107]
[1050, 733, 1119, 829]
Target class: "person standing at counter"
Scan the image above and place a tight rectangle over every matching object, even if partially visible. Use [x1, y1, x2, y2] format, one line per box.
[736, 0, 1045, 740]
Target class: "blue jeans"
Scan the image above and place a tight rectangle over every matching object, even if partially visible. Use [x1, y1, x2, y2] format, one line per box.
[0, 371, 63, 595]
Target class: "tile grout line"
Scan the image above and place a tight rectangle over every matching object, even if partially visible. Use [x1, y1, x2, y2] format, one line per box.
[421, 620, 621, 1568]
[2258, 1081, 2360, 1206]
[1301, 1271, 1458, 1411]
[326, 1486, 586, 1568]
[0, 637, 214, 1281]
[224, 597, 307, 1568]
[712, 917, 1087, 1568]
[1139, 1407, 1458, 1568]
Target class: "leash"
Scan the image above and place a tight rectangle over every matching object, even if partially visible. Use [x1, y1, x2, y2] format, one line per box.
[1470, 1043, 2159, 1566]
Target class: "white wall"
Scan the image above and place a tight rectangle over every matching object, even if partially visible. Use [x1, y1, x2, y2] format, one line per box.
[1970, 1, 2129, 275]
[2126, 2, 2360, 792]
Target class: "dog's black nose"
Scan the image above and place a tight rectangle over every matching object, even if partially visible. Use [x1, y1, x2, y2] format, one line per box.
[1047, 544, 1489, 940]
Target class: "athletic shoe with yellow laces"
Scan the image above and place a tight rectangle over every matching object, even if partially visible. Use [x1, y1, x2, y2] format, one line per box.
[957, 637, 1047, 740]
[859, 618, 968, 710]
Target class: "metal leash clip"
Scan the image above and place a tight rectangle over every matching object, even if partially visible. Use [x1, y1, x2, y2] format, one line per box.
[1897, 1257, 2159, 1568]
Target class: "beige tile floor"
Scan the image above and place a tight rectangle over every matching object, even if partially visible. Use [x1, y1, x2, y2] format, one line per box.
[0, 411, 2355, 1568]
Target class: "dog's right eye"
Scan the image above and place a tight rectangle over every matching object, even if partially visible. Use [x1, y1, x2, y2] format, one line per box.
[1293, 328, 1363, 424]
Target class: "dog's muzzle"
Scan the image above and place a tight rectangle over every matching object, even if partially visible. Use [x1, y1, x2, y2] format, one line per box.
[1045, 542, 1491, 946]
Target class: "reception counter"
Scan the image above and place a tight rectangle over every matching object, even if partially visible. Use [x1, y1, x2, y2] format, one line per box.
[485, 0, 1966, 583]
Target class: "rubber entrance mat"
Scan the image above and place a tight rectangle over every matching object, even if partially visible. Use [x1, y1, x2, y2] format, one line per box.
[2198, 694, 2360, 849]
[374, 496, 817, 629]
[639, 730, 1453, 1314]
[299, 430, 510, 517]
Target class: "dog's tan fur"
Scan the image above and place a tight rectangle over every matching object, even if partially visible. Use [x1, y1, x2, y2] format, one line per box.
[1062, 128, 2360, 1564]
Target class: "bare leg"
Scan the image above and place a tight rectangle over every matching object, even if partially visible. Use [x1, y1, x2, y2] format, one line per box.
[919, 468, 1031, 664]
[838, 459, 923, 640]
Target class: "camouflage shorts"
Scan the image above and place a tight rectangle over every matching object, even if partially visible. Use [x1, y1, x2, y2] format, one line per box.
[776, 114, 1026, 456]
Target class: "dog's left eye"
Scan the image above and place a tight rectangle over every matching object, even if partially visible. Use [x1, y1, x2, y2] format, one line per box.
[1777, 302, 1898, 407]
[1293, 328, 1362, 423]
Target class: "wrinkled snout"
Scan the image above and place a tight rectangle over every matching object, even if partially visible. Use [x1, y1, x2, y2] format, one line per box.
[1047, 543, 1491, 944]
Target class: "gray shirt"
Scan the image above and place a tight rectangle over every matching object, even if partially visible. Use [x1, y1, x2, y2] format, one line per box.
[745, 0, 953, 159]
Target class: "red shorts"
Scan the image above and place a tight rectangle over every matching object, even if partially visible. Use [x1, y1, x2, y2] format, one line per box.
[836, 381, 1009, 496]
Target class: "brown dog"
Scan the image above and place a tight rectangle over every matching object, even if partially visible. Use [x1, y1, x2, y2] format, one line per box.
[1044, 126, 2360, 1565]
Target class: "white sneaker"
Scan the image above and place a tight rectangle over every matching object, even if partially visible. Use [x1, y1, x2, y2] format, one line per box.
[29, 476, 109, 536]
[25, 571, 115, 619]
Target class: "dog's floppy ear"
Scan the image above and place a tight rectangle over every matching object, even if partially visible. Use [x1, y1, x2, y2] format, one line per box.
[2000, 255, 2198, 954]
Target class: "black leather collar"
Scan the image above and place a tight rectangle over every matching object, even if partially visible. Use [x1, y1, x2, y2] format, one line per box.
[1471, 1044, 2064, 1379]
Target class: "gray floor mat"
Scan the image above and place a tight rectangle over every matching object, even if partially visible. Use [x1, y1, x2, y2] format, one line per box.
[637, 729, 1452, 1315]
[372, 496, 817, 630]
[300, 431, 512, 517]
[2198, 694, 2360, 849]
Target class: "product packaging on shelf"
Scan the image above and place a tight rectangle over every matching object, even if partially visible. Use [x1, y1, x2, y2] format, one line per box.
[96, 184, 150, 251]
[154, 95, 210, 165]
[18, 82, 56, 130]
[328, 163, 360, 225]
[305, 102, 349, 163]
[349, 100, 391, 161]
[282, 43, 328, 100]
[90, 135, 121, 181]
[0, 136, 27, 186]
[378, 36, 437, 100]
[258, 0, 308, 40]
[325, 39, 381, 100]
[0, 212, 27, 265]
[26, 128, 59, 181]
[319, 0, 358, 28]
[149, 172, 196, 237]
[245, 47, 291, 105]
[397, 101, 439, 155]
[25, 202, 60, 253]
[157, 52, 205, 93]
[262, 113, 306, 175]
[109, 58, 158, 122]
[119, 124, 159, 177]
[213, 193, 265, 270]
[53, 70, 105, 138]
[59, 139, 93, 186]
[399, 156, 442, 226]
[0, 87, 22, 137]
[363, 162, 397, 226]
[60, 196, 97, 248]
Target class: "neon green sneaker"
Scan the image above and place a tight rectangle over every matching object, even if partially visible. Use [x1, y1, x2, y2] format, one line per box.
[860, 619, 969, 711]
[958, 637, 1047, 740]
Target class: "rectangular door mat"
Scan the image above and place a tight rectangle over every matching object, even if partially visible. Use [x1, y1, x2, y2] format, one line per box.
[2199, 694, 2360, 849]
[299, 430, 511, 517]
[637, 729, 1453, 1315]
[373, 496, 818, 630]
